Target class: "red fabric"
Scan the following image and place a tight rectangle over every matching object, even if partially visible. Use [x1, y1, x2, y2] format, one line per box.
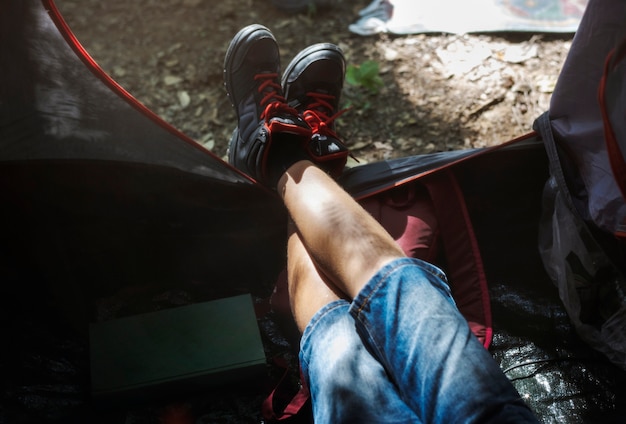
[361, 176, 492, 348]
[262, 358, 310, 421]
[360, 184, 440, 263]
[422, 171, 492, 348]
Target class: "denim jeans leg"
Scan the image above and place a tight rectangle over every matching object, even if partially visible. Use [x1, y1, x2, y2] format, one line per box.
[350, 258, 538, 423]
[300, 300, 422, 423]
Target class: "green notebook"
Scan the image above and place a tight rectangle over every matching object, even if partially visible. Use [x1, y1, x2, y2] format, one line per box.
[90, 294, 266, 405]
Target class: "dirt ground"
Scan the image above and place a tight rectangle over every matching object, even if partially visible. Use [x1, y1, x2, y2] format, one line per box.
[55, 0, 574, 165]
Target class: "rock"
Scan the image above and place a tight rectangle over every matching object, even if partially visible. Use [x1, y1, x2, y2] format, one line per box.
[178, 91, 191, 108]
[112, 66, 126, 77]
[164, 75, 183, 86]
[165, 59, 179, 67]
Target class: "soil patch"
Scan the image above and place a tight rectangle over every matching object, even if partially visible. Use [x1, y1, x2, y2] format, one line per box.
[55, 0, 573, 165]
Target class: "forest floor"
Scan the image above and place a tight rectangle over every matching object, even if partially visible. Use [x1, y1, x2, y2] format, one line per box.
[56, 0, 573, 166]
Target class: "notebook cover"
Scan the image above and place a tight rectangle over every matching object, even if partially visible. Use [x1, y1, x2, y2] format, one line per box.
[90, 294, 266, 405]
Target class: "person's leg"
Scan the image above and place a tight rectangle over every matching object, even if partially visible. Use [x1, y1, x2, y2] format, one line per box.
[278, 160, 406, 299]
[286, 220, 344, 333]
[288, 225, 422, 423]
[278, 160, 538, 423]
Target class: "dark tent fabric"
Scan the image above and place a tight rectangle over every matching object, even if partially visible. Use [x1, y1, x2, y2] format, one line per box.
[0, 0, 289, 325]
[1, 0, 625, 422]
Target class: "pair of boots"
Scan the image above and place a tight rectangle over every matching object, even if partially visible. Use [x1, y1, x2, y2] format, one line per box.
[224, 24, 350, 188]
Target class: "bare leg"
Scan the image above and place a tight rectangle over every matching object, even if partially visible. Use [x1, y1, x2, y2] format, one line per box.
[287, 221, 346, 332]
[278, 160, 406, 300]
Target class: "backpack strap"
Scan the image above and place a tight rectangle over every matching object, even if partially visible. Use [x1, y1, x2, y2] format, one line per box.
[261, 357, 311, 422]
[422, 169, 493, 348]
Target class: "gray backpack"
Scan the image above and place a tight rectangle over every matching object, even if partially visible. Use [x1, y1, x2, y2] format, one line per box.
[535, 0, 626, 370]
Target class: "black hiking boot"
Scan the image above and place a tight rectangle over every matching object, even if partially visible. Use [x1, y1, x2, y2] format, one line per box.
[224, 24, 310, 187]
[282, 43, 351, 178]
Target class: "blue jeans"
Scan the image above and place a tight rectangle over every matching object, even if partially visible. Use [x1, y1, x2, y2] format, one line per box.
[299, 258, 538, 423]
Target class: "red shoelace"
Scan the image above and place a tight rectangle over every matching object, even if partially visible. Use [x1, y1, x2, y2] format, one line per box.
[301, 92, 348, 137]
[254, 73, 298, 120]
